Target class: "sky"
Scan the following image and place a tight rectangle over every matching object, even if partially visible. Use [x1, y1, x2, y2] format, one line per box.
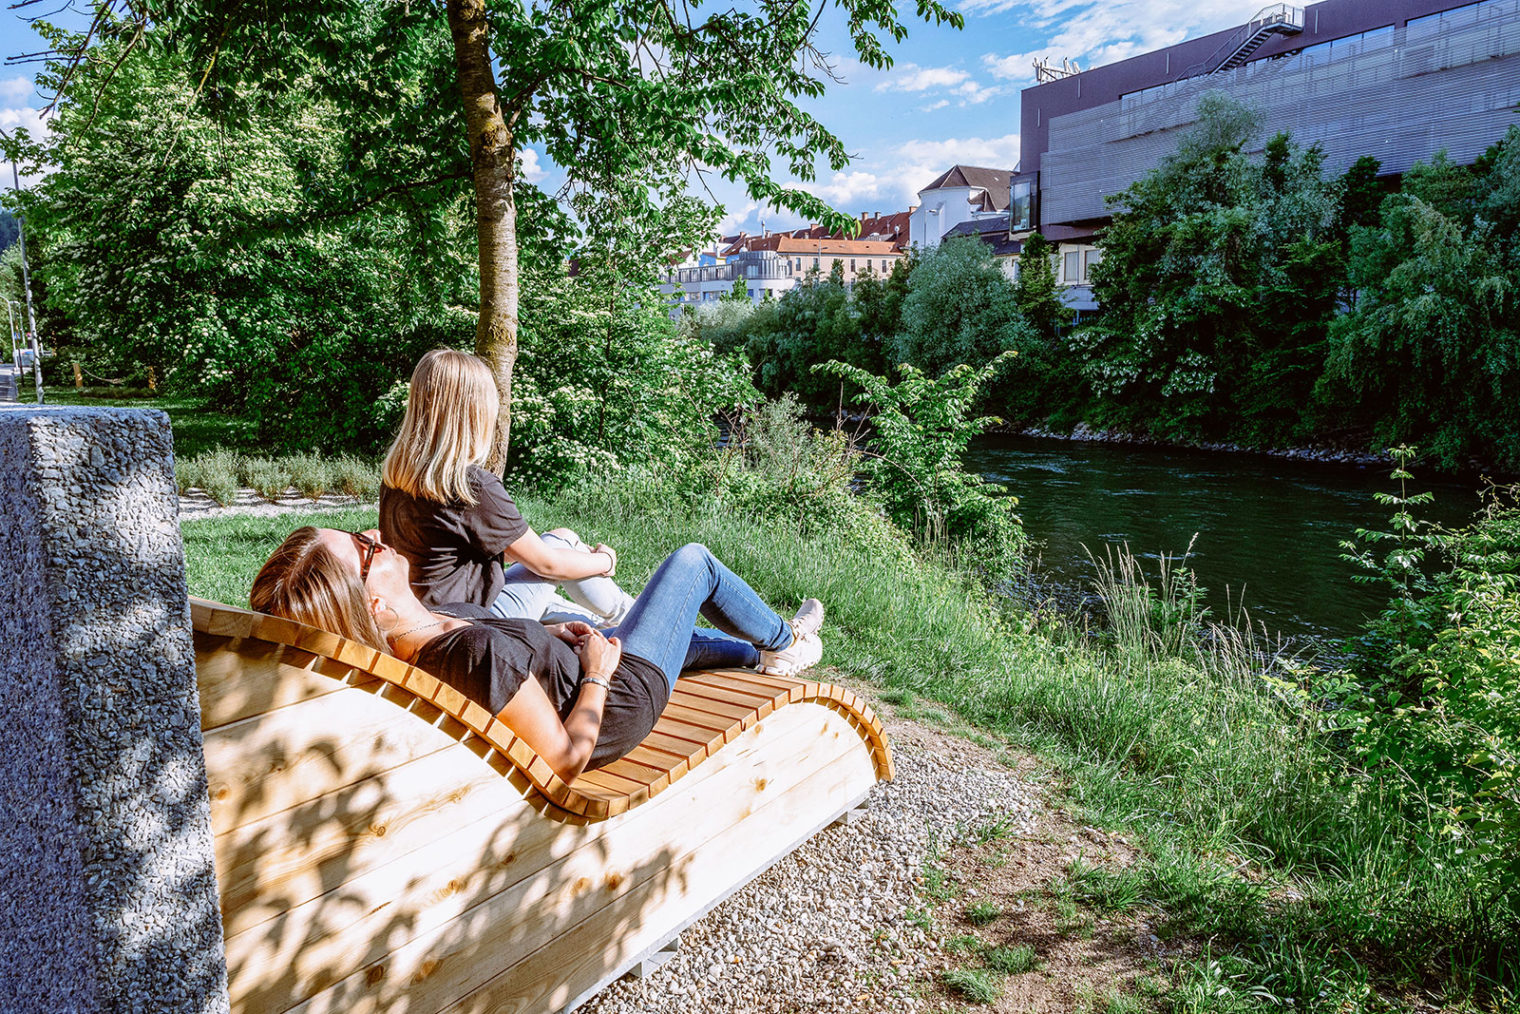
[0, 0, 1268, 234]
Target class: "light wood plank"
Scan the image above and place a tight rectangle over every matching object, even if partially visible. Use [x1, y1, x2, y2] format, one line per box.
[278, 707, 873, 1014]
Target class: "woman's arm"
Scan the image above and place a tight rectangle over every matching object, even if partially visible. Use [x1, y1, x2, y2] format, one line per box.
[495, 631, 623, 783]
[504, 528, 616, 582]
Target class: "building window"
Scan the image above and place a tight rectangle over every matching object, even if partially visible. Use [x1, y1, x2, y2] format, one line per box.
[813, 257, 819, 269]
[1064, 251, 1080, 283]
[748, 289, 755, 300]
[1011, 179, 1035, 232]
[1083, 249, 1103, 280]
[850, 258, 856, 272]
[795, 258, 802, 271]
[882, 260, 888, 272]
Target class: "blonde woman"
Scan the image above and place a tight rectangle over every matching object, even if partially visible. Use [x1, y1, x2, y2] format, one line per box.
[250, 527, 824, 780]
[380, 349, 634, 626]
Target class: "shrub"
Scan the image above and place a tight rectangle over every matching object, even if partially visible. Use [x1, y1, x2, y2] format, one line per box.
[289, 454, 332, 501]
[332, 455, 380, 501]
[707, 395, 912, 566]
[241, 457, 292, 503]
[188, 448, 240, 506]
[1342, 458, 1520, 906]
[815, 356, 1025, 582]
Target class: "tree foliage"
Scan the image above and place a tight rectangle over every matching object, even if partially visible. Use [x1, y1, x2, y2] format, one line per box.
[1325, 131, 1520, 469]
[1073, 93, 1341, 441]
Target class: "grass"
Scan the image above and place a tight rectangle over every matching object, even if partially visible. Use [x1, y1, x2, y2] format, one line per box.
[941, 967, 1001, 1004]
[19, 385, 246, 457]
[983, 943, 1038, 974]
[178, 467, 1520, 1011]
[965, 901, 1002, 926]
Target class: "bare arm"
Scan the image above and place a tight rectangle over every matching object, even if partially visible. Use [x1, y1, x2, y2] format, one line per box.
[504, 527, 616, 582]
[495, 630, 623, 783]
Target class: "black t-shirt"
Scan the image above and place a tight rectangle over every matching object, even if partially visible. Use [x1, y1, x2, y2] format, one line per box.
[379, 465, 530, 608]
[414, 605, 670, 771]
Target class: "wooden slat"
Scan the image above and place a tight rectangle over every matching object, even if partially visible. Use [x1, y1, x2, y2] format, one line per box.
[228, 704, 852, 1011]
[191, 598, 895, 822]
[279, 706, 872, 1014]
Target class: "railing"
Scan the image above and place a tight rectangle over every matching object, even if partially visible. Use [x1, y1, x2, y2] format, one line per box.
[1174, 4, 1304, 81]
[664, 263, 796, 284]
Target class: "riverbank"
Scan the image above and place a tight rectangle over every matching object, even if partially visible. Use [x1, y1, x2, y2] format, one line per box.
[180, 477, 1518, 1012]
[1006, 422, 1391, 468]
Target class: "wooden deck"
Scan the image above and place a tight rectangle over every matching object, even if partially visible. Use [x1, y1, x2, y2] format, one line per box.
[191, 598, 893, 1012]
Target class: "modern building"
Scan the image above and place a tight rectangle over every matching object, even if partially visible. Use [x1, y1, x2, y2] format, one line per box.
[659, 249, 799, 313]
[1015, 0, 1520, 310]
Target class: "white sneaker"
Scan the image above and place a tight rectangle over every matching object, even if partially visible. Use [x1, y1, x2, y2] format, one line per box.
[758, 631, 823, 676]
[790, 598, 825, 640]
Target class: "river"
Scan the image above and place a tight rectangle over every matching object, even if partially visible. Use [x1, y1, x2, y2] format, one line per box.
[966, 436, 1489, 647]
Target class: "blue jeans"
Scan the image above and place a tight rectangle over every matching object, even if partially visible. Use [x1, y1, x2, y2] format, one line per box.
[610, 544, 794, 690]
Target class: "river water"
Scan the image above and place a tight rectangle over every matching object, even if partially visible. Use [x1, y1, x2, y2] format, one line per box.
[966, 436, 1489, 647]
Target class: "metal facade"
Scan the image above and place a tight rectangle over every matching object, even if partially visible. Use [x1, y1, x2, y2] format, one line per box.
[1037, 0, 1520, 226]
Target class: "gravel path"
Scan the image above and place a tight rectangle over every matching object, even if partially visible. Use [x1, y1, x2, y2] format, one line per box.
[177, 490, 377, 519]
[584, 736, 1040, 1014]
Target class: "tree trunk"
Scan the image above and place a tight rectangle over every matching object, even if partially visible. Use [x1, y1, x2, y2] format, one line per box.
[447, 0, 519, 472]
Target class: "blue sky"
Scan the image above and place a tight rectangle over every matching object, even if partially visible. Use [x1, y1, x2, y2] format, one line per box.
[0, 0, 1265, 231]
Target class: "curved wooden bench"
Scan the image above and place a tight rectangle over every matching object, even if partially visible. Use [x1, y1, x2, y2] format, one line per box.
[191, 597, 892, 1013]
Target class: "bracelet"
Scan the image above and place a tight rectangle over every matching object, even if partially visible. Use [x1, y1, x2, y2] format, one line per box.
[600, 549, 617, 578]
[582, 674, 612, 692]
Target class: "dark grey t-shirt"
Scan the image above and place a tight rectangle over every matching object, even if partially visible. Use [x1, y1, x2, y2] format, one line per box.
[415, 606, 670, 771]
[380, 465, 530, 608]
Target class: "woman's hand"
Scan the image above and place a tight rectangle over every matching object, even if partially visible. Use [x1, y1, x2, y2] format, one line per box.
[576, 629, 622, 680]
[549, 620, 598, 647]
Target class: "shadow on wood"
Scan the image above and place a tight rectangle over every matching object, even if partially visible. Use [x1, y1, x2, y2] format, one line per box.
[191, 598, 893, 1012]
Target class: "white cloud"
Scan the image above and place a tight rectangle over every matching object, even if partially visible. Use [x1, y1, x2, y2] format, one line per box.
[895, 133, 1023, 203]
[923, 98, 951, 112]
[517, 146, 547, 184]
[717, 200, 761, 234]
[977, 0, 1259, 78]
[0, 77, 32, 103]
[875, 63, 972, 93]
[798, 170, 889, 207]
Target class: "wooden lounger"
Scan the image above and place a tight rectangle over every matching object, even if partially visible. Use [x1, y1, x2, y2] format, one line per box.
[190, 597, 893, 1013]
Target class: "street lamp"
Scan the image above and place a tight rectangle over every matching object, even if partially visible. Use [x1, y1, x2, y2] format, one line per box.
[6, 298, 19, 371]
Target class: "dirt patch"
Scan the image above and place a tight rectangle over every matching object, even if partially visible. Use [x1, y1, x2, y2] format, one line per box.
[842, 682, 1177, 1013]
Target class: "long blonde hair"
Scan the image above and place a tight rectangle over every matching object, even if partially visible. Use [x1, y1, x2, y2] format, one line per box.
[382, 349, 499, 505]
[250, 527, 389, 653]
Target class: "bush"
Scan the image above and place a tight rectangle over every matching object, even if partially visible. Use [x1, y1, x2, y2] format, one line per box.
[707, 395, 912, 565]
[241, 457, 292, 503]
[1342, 461, 1520, 907]
[332, 456, 380, 501]
[186, 448, 240, 506]
[289, 454, 333, 501]
[815, 356, 1025, 582]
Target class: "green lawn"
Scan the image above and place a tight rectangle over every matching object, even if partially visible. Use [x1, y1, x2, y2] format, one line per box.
[20, 385, 248, 457]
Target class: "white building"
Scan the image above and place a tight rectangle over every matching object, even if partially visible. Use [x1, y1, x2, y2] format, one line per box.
[907, 165, 1014, 249]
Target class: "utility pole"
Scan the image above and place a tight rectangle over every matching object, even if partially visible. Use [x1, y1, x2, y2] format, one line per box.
[12, 159, 41, 404]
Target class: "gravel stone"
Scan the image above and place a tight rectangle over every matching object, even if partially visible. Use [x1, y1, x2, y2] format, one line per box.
[581, 749, 1037, 1013]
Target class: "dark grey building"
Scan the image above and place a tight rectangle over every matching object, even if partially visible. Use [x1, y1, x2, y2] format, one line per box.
[1017, 0, 1520, 236]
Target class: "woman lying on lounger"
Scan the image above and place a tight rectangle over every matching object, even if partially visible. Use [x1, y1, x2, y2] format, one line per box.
[250, 528, 824, 782]
[380, 348, 635, 626]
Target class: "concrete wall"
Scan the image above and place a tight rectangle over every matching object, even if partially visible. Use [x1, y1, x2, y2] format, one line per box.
[0, 406, 229, 1014]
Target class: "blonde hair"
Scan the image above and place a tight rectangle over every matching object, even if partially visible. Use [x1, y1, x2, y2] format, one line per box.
[250, 527, 390, 654]
[382, 349, 499, 505]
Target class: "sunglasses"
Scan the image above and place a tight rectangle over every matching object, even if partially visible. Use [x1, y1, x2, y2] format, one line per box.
[349, 531, 381, 582]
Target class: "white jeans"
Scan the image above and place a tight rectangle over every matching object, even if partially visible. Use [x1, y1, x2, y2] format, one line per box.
[489, 531, 636, 625]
